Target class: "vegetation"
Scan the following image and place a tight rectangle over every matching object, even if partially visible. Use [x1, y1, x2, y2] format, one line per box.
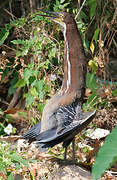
[0, 0, 117, 179]
[92, 126, 117, 180]
[0, 141, 29, 180]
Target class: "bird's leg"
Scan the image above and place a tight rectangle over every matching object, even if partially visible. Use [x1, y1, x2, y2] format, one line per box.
[72, 138, 75, 162]
[64, 146, 67, 160]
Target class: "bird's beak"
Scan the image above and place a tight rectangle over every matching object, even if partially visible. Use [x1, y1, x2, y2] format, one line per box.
[37, 9, 65, 27]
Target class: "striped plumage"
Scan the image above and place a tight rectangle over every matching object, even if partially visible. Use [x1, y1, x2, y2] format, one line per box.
[23, 11, 95, 160]
[37, 101, 95, 146]
[23, 122, 41, 141]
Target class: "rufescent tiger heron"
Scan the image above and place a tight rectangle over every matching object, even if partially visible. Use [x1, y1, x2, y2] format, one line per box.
[23, 10, 95, 161]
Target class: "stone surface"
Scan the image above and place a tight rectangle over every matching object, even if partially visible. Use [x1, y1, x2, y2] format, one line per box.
[48, 165, 92, 180]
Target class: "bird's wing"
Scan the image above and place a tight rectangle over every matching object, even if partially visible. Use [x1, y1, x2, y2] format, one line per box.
[56, 103, 77, 134]
[23, 121, 41, 140]
[36, 101, 78, 142]
[36, 110, 95, 144]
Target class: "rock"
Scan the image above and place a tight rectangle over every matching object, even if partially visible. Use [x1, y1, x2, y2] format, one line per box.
[47, 165, 92, 180]
[86, 128, 110, 140]
[14, 174, 23, 180]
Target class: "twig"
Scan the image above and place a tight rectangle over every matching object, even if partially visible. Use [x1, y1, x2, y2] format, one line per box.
[2, 44, 16, 52]
[7, 87, 22, 109]
[3, 8, 16, 19]
[9, 0, 15, 21]
[0, 99, 9, 105]
[20, 0, 26, 17]
[75, 0, 87, 20]
[86, 95, 98, 110]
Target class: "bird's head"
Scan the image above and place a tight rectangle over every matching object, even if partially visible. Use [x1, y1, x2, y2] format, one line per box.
[37, 10, 75, 30]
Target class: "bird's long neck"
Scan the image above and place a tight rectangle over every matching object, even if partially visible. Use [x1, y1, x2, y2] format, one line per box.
[61, 20, 87, 103]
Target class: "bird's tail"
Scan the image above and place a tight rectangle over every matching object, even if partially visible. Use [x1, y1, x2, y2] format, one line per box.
[23, 121, 49, 152]
[23, 121, 41, 141]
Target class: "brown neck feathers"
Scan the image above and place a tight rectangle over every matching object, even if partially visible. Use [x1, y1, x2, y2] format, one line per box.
[61, 18, 87, 101]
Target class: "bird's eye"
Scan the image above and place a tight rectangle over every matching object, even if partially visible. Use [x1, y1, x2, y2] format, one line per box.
[60, 14, 64, 18]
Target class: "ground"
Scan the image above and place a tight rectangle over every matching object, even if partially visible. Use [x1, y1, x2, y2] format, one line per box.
[1, 105, 117, 180]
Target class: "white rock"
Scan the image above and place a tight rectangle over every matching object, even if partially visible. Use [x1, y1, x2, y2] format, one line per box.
[16, 139, 29, 152]
[78, 142, 93, 151]
[86, 128, 110, 140]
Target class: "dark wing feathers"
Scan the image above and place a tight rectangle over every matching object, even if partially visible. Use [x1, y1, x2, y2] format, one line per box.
[56, 101, 79, 134]
[36, 110, 95, 149]
[37, 110, 95, 144]
[23, 100, 95, 151]
[23, 121, 41, 140]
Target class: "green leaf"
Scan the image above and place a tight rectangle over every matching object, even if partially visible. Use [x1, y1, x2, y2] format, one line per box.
[10, 18, 26, 28]
[112, 89, 117, 96]
[86, 73, 97, 91]
[60, 0, 66, 3]
[8, 86, 16, 95]
[56, 0, 59, 6]
[30, 87, 38, 98]
[90, 4, 96, 19]
[15, 163, 22, 170]
[31, 79, 38, 87]
[5, 23, 12, 30]
[25, 94, 34, 107]
[28, 63, 34, 69]
[36, 80, 44, 92]
[54, 0, 69, 11]
[0, 29, 9, 46]
[39, 91, 44, 100]
[88, 60, 98, 72]
[48, 48, 56, 59]
[24, 68, 32, 81]
[7, 172, 14, 180]
[37, 103, 45, 113]
[18, 111, 27, 118]
[0, 109, 4, 116]
[44, 84, 51, 93]
[60, 3, 69, 9]
[88, 0, 97, 19]
[35, 80, 45, 100]
[29, 76, 36, 85]
[5, 114, 13, 123]
[12, 127, 16, 134]
[15, 79, 26, 88]
[11, 153, 29, 167]
[0, 163, 4, 172]
[15, 51, 23, 57]
[18, 47, 29, 56]
[83, 91, 99, 111]
[38, 60, 49, 69]
[92, 126, 117, 180]
[11, 39, 26, 45]
[90, 40, 95, 54]
[32, 69, 38, 78]
[93, 29, 99, 43]
[8, 76, 18, 95]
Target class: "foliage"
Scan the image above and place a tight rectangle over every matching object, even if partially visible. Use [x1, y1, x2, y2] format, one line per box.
[0, 0, 116, 114]
[0, 141, 29, 180]
[92, 126, 117, 180]
[0, 12, 61, 124]
[15, 62, 51, 109]
[0, 1, 117, 178]
[53, 0, 70, 11]
[0, 109, 16, 136]
[87, 0, 97, 20]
